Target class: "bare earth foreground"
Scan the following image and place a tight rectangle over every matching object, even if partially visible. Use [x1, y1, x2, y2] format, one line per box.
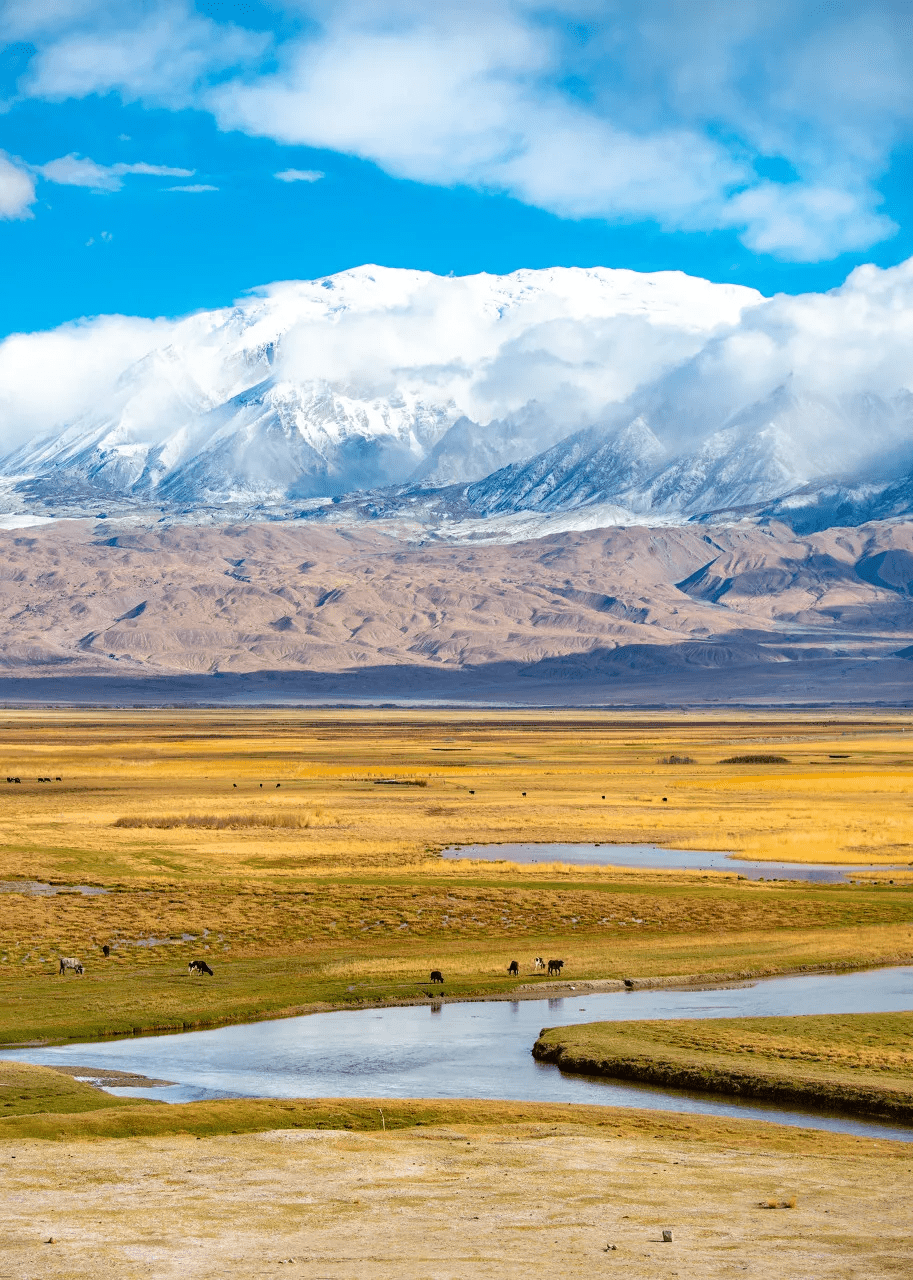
[3, 1122, 912, 1280]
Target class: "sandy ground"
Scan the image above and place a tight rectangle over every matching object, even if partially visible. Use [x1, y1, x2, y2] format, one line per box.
[1, 1125, 911, 1279]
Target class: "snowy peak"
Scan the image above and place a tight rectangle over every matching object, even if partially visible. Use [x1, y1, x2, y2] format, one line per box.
[1, 261, 912, 532]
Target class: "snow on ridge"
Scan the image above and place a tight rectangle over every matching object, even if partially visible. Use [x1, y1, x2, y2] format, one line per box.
[0, 259, 912, 531]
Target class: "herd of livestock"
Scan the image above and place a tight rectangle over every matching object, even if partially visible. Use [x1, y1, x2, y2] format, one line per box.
[57, 952, 566, 985]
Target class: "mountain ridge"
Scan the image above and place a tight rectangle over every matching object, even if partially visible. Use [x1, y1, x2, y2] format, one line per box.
[1, 263, 912, 536]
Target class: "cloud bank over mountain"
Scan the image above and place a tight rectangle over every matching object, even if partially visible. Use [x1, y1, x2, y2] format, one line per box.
[0, 258, 912, 531]
[3, 1, 913, 261]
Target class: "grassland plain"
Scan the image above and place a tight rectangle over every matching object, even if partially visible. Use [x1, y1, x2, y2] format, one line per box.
[0, 708, 911, 1043]
[533, 1011, 913, 1121]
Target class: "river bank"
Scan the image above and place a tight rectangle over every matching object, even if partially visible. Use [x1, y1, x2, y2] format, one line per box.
[533, 1011, 913, 1123]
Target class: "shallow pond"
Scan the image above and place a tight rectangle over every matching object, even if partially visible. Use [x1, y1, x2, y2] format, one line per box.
[442, 843, 906, 882]
[6, 966, 913, 1143]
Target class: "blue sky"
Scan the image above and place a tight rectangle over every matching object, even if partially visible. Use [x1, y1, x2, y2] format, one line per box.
[2, 0, 913, 337]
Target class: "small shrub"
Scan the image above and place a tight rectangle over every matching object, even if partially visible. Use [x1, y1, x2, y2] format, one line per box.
[721, 754, 790, 765]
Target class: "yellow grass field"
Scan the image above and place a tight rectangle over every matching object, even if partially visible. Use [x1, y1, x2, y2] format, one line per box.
[533, 1011, 913, 1121]
[0, 707, 911, 1043]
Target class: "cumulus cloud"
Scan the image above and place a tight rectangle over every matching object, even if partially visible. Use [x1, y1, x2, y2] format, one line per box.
[275, 168, 324, 183]
[5, 1, 912, 260]
[0, 313, 176, 450]
[10, 1, 265, 107]
[36, 154, 194, 191]
[0, 152, 36, 219]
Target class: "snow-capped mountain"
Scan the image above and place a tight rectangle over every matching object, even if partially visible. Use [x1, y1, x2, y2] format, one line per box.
[0, 264, 759, 510]
[1, 261, 913, 532]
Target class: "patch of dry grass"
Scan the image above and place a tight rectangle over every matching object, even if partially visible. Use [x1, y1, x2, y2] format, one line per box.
[0, 708, 908, 1042]
[112, 810, 329, 830]
[533, 1012, 913, 1121]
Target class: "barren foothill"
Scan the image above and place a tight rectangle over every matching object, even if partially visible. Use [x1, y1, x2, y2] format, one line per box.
[0, 519, 910, 704]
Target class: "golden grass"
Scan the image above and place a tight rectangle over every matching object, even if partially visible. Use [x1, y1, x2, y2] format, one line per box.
[112, 810, 328, 830]
[533, 1012, 913, 1121]
[0, 708, 909, 1042]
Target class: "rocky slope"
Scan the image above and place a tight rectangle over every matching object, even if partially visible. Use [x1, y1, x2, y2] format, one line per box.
[0, 516, 908, 703]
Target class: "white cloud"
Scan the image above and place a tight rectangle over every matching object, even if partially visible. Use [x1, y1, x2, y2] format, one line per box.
[0, 152, 36, 218]
[16, 2, 265, 107]
[274, 168, 324, 183]
[166, 183, 218, 192]
[6, 1, 912, 259]
[0, 312, 175, 450]
[36, 153, 194, 191]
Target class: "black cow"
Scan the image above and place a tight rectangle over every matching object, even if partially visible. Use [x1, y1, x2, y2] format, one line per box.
[507, 960, 519, 975]
[429, 970, 444, 983]
[188, 959, 214, 976]
[102, 944, 111, 957]
[547, 959, 564, 976]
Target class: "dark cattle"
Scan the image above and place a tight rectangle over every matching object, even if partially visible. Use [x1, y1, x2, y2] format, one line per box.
[188, 959, 214, 976]
[507, 960, 519, 976]
[547, 959, 564, 976]
[59, 957, 84, 976]
[429, 970, 444, 983]
[276, 783, 281, 788]
[55, 777, 61, 781]
[102, 944, 111, 957]
[623, 978, 635, 988]
[233, 783, 237, 788]
[14, 778, 20, 783]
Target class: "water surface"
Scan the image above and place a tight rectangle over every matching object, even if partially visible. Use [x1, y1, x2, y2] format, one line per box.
[443, 843, 906, 883]
[6, 965, 912, 1142]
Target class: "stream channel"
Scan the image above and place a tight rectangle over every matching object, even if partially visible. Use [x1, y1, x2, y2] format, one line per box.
[6, 966, 913, 1143]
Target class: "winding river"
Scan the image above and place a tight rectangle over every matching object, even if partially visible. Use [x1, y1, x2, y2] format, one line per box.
[6, 965, 913, 1143]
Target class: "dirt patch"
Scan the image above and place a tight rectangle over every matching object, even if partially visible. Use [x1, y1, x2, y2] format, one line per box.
[1, 1123, 910, 1279]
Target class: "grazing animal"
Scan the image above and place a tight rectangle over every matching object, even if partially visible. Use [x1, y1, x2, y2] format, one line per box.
[55, 777, 61, 781]
[547, 959, 564, 976]
[276, 783, 281, 788]
[233, 783, 237, 787]
[14, 777, 20, 783]
[507, 960, 519, 976]
[623, 978, 635, 989]
[102, 944, 111, 957]
[58, 957, 84, 976]
[429, 970, 444, 983]
[188, 959, 214, 976]
[534, 956, 546, 970]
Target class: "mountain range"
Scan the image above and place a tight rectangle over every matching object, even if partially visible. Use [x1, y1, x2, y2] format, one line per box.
[4, 263, 911, 537]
